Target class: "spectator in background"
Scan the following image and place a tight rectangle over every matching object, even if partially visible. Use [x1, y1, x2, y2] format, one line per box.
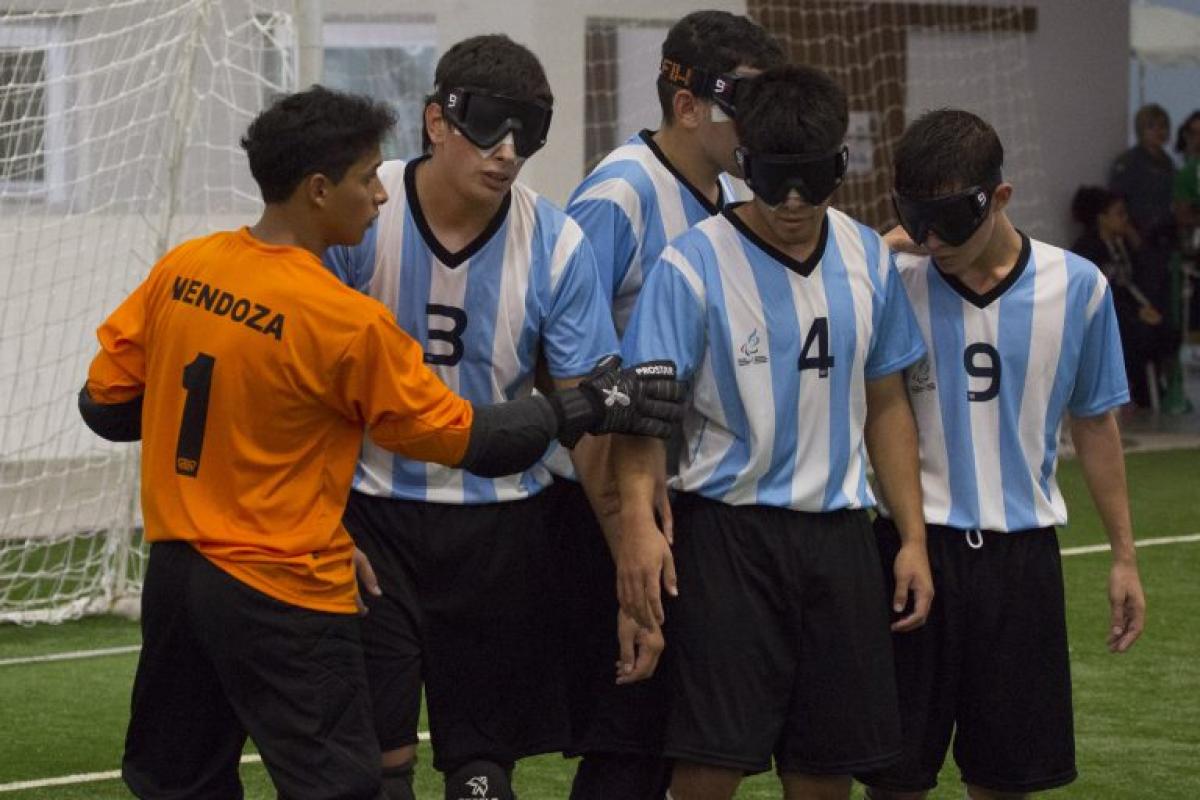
[1110, 104, 1176, 317]
[1173, 110, 1200, 253]
[1072, 186, 1177, 409]
[1174, 110, 1200, 341]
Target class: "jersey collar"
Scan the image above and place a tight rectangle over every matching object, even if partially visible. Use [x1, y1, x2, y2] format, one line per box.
[933, 231, 1031, 309]
[639, 130, 727, 215]
[722, 202, 829, 278]
[405, 155, 512, 269]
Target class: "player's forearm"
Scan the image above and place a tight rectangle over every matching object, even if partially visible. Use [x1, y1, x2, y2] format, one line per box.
[865, 375, 925, 546]
[613, 434, 666, 530]
[571, 434, 621, 526]
[556, 375, 621, 524]
[1070, 412, 1137, 564]
[456, 395, 560, 477]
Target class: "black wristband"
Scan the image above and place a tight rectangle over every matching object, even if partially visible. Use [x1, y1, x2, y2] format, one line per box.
[77, 385, 143, 442]
[547, 387, 601, 448]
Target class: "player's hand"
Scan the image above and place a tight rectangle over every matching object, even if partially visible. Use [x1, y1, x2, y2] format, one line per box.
[578, 358, 686, 440]
[891, 542, 933, 632]
[1107, 559, 1146, 653]
[883, 225, 928, 256]
[615, 609, 665, 684]
[616, 522, 677, 628]
[654, 476, 674, 545]
[353, 547, 382, 617]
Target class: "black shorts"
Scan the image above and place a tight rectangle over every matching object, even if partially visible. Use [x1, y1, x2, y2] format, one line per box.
[857, 518, 1076, 794]
[545, 477, 670, 758]
[344, 490, 569, 773]
[123, 541, 382, 800]
[664, 493, 901, 776]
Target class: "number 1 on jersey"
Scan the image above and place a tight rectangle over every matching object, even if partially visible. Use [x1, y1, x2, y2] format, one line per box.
[176, 353, 215, 477]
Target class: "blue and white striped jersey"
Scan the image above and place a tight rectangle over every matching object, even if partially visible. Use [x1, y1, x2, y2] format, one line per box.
[896, 234, 1129, 531]
[567, 130, 739, 335]
[547, 131, 738, 480]
[325, 157, 618, 504]
[622, 206, 926, 512]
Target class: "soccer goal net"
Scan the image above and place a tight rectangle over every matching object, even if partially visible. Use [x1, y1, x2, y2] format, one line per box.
[0, 0, 1046, 623]
[0, 0, 301, 623]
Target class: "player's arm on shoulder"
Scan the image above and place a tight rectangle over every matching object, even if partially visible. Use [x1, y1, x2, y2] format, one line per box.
[864, 371, 932, 632]
[1068, 411, 1145, 653]
[78, 281, 151, 442]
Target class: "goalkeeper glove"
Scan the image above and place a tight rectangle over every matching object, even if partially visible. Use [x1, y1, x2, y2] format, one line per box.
[550, 356, 686, 448]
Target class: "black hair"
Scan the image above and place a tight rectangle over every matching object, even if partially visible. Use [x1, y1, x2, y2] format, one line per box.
[657, 10, 786, 122]
[433, 34, 552, 105]
[423, 34, 553, 151]
[1071, 185, 1122, 230]
[734, 64, 847, 155]
[241, 85, 395, 204]
[1134, 102, 1169, 137]
[893, 109, 1004, 199]
[1175, 109, 1200, 154]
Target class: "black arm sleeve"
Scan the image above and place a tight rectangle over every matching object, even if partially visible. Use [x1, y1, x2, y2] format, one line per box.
[77, 385, 143, 442]
[457, 395, 560, 478]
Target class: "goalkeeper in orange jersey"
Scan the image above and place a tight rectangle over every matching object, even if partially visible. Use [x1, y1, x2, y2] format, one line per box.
[77, 85, 685, 800]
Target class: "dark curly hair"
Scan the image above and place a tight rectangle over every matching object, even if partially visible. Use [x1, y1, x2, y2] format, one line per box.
[657, 10, 785, 122]
[240, 85, 396, 204]
[422, 34, 552, 152]
[894, 109, 1003, 199]
[735, 64, 847, 155]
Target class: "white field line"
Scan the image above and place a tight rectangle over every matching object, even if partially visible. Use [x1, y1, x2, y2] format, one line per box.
[0, 734, 433, 793]
[5, 533, 1200, 671]
[0, 645, 141, 667]
[1060, 531, 1200, 556]
[1, 533, 1198, 793]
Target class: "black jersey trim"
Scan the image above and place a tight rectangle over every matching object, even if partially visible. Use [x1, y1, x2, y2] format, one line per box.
[639, 130, 726, 214]
[404, 156, 512, 269]
[722, 202, 828, 278]
[933, 231, 1031, 309]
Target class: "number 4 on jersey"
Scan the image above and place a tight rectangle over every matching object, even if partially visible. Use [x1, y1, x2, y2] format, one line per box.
[798, 317, 835, 377]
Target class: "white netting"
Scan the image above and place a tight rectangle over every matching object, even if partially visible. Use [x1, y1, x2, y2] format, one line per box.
[1, 0, 1049, 623]
[0, 0, 299, 623]
[583, 1, 1049, 237]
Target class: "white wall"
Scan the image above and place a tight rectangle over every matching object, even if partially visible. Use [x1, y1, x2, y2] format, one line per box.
[1026, 0, 1130, 246]
[321, 0, 744, 204]
[321, 0, 1128, 242]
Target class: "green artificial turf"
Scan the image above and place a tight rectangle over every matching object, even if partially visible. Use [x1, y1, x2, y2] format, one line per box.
[1, 450, 1196, 798]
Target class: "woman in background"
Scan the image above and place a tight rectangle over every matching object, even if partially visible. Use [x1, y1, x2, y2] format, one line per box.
[1072, 186, 1178, 410]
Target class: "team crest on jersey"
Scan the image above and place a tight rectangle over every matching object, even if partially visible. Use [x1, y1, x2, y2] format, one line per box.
[736, 328, 768, 366]
[907, 357, 936, 394]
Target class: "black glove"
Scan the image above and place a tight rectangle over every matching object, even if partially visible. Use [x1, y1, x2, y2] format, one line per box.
[550, 356, 687, 448]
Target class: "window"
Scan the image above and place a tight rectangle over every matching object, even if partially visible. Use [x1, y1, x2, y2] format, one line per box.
[0, 20, 67, 200]
[322, 20, 437, 161]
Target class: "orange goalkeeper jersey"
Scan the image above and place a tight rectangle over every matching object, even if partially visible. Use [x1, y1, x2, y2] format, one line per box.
[86, 228, 473, 613]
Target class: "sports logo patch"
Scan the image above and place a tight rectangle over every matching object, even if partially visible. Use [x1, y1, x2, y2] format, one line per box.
[907, 357, 937, 394]
[737, 328, 768, 366]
